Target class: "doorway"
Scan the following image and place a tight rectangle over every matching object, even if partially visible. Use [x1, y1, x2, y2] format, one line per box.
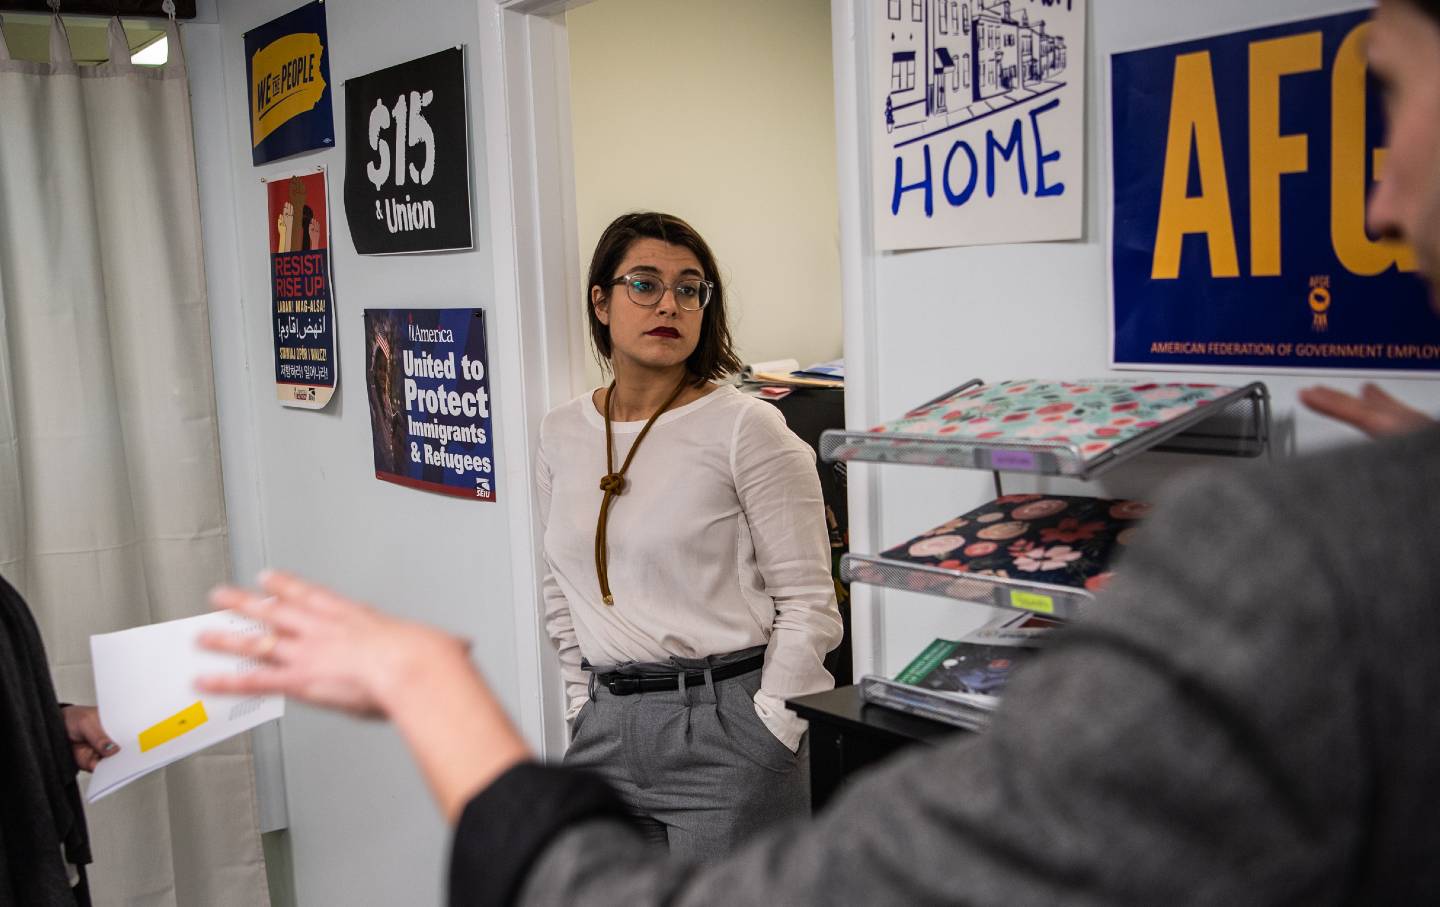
[564, 0, 844, 391]
[492, 0, 850, 753]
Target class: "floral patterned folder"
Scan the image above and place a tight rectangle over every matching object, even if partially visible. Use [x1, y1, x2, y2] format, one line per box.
[864, 494, 1151, 597]
[864, 379, 1238, 460]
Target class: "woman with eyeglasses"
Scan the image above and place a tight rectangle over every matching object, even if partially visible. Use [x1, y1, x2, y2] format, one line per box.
[530, 210, 842, 856]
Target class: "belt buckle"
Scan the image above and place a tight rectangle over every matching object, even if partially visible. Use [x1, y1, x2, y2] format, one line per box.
[606, 675, 641, 696]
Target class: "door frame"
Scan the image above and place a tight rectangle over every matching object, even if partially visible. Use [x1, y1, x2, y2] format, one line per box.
[478, 0, 884, 757]
[478, 0, 592, 756]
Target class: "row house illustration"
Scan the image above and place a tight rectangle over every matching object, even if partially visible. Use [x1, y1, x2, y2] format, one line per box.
[885, 0, 1069, 130]
[928, 2, 969, 115]
[973, 1, 1067, 100]
[972, 1, 1017, 99]
[883, 0, 929, 130]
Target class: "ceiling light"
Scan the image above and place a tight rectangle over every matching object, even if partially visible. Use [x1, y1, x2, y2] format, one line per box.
[130, 34, 167, 66]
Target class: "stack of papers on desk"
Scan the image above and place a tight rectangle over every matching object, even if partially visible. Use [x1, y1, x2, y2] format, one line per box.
[87, 611, 285, 802]
[792, 359, 845, 380]
[740, 358, 844, 389]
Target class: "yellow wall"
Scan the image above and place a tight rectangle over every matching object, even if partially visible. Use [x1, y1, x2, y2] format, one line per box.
[567, 0, 843, 386]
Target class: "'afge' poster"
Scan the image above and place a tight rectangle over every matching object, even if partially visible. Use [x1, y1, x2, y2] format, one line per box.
[1110, 9, 1436, 372]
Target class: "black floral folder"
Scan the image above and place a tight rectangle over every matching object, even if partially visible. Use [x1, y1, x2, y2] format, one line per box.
[876, 494, 1150, 595]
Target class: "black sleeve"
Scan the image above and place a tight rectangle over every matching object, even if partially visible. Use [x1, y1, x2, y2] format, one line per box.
[448, 762, 629, 907]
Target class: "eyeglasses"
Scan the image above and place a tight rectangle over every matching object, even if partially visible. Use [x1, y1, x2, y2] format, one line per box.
[609, 273, 714, 311]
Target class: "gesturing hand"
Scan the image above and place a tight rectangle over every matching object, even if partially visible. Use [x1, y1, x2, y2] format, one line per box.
[1299, 383, 1434, 439]
[62, 705, 119, 772]
[197, 570, 471, 719]
[197, 570, 532, 822]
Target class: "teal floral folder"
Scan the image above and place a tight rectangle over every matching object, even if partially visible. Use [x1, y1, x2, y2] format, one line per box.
[867, 379, 1236, 459]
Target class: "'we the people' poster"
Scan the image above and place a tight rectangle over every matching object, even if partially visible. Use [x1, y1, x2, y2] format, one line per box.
[874, 0, 1086, 251]
[266, 168, 338, 409]
[244, 1, 334, 165]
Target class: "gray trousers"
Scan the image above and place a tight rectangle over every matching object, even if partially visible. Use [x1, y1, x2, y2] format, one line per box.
[563, 653, 810, 860]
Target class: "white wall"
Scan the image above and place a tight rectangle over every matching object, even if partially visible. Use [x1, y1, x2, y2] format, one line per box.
[832, 0, 1440, 675]
[190, 1, 547, 903]
[567, 0, 842, 387]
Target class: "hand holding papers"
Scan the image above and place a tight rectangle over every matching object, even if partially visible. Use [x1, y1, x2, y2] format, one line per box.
[87, 611, 285, 803]
[61, 705, 119, 772]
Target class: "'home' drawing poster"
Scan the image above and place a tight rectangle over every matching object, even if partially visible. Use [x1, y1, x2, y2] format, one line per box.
[873, 0, 1086, 251]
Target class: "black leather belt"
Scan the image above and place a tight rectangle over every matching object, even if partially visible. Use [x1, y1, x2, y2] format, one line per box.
[596, 653, 765, 696]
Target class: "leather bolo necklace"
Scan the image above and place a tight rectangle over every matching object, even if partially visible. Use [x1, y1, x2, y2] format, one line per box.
[595, 375, 690, 606]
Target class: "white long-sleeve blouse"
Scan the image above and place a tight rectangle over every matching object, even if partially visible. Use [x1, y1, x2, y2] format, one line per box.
[536, 384, 842, 750]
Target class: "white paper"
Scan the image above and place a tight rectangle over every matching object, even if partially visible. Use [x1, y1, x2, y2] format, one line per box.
[741, 358, 800, 380]
[87, 612, 284, 803]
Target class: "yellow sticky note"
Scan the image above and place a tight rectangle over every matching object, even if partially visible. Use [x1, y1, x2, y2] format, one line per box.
[1009, 590, 1055, 614]
[138, 701, 209, 753]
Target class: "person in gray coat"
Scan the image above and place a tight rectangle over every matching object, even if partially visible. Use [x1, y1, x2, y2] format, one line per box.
[198, 0, 1440, 903]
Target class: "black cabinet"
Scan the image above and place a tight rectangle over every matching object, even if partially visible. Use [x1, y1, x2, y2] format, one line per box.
[788, 686, 961, 811]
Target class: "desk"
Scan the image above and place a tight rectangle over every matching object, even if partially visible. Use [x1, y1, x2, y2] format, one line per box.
[788, 685, 962, 811]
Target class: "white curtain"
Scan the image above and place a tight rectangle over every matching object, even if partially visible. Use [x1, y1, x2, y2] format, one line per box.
[0, 16, 269, 906]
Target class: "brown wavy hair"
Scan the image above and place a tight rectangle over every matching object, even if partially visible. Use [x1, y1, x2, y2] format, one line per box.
[586, 212, 742, 384]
